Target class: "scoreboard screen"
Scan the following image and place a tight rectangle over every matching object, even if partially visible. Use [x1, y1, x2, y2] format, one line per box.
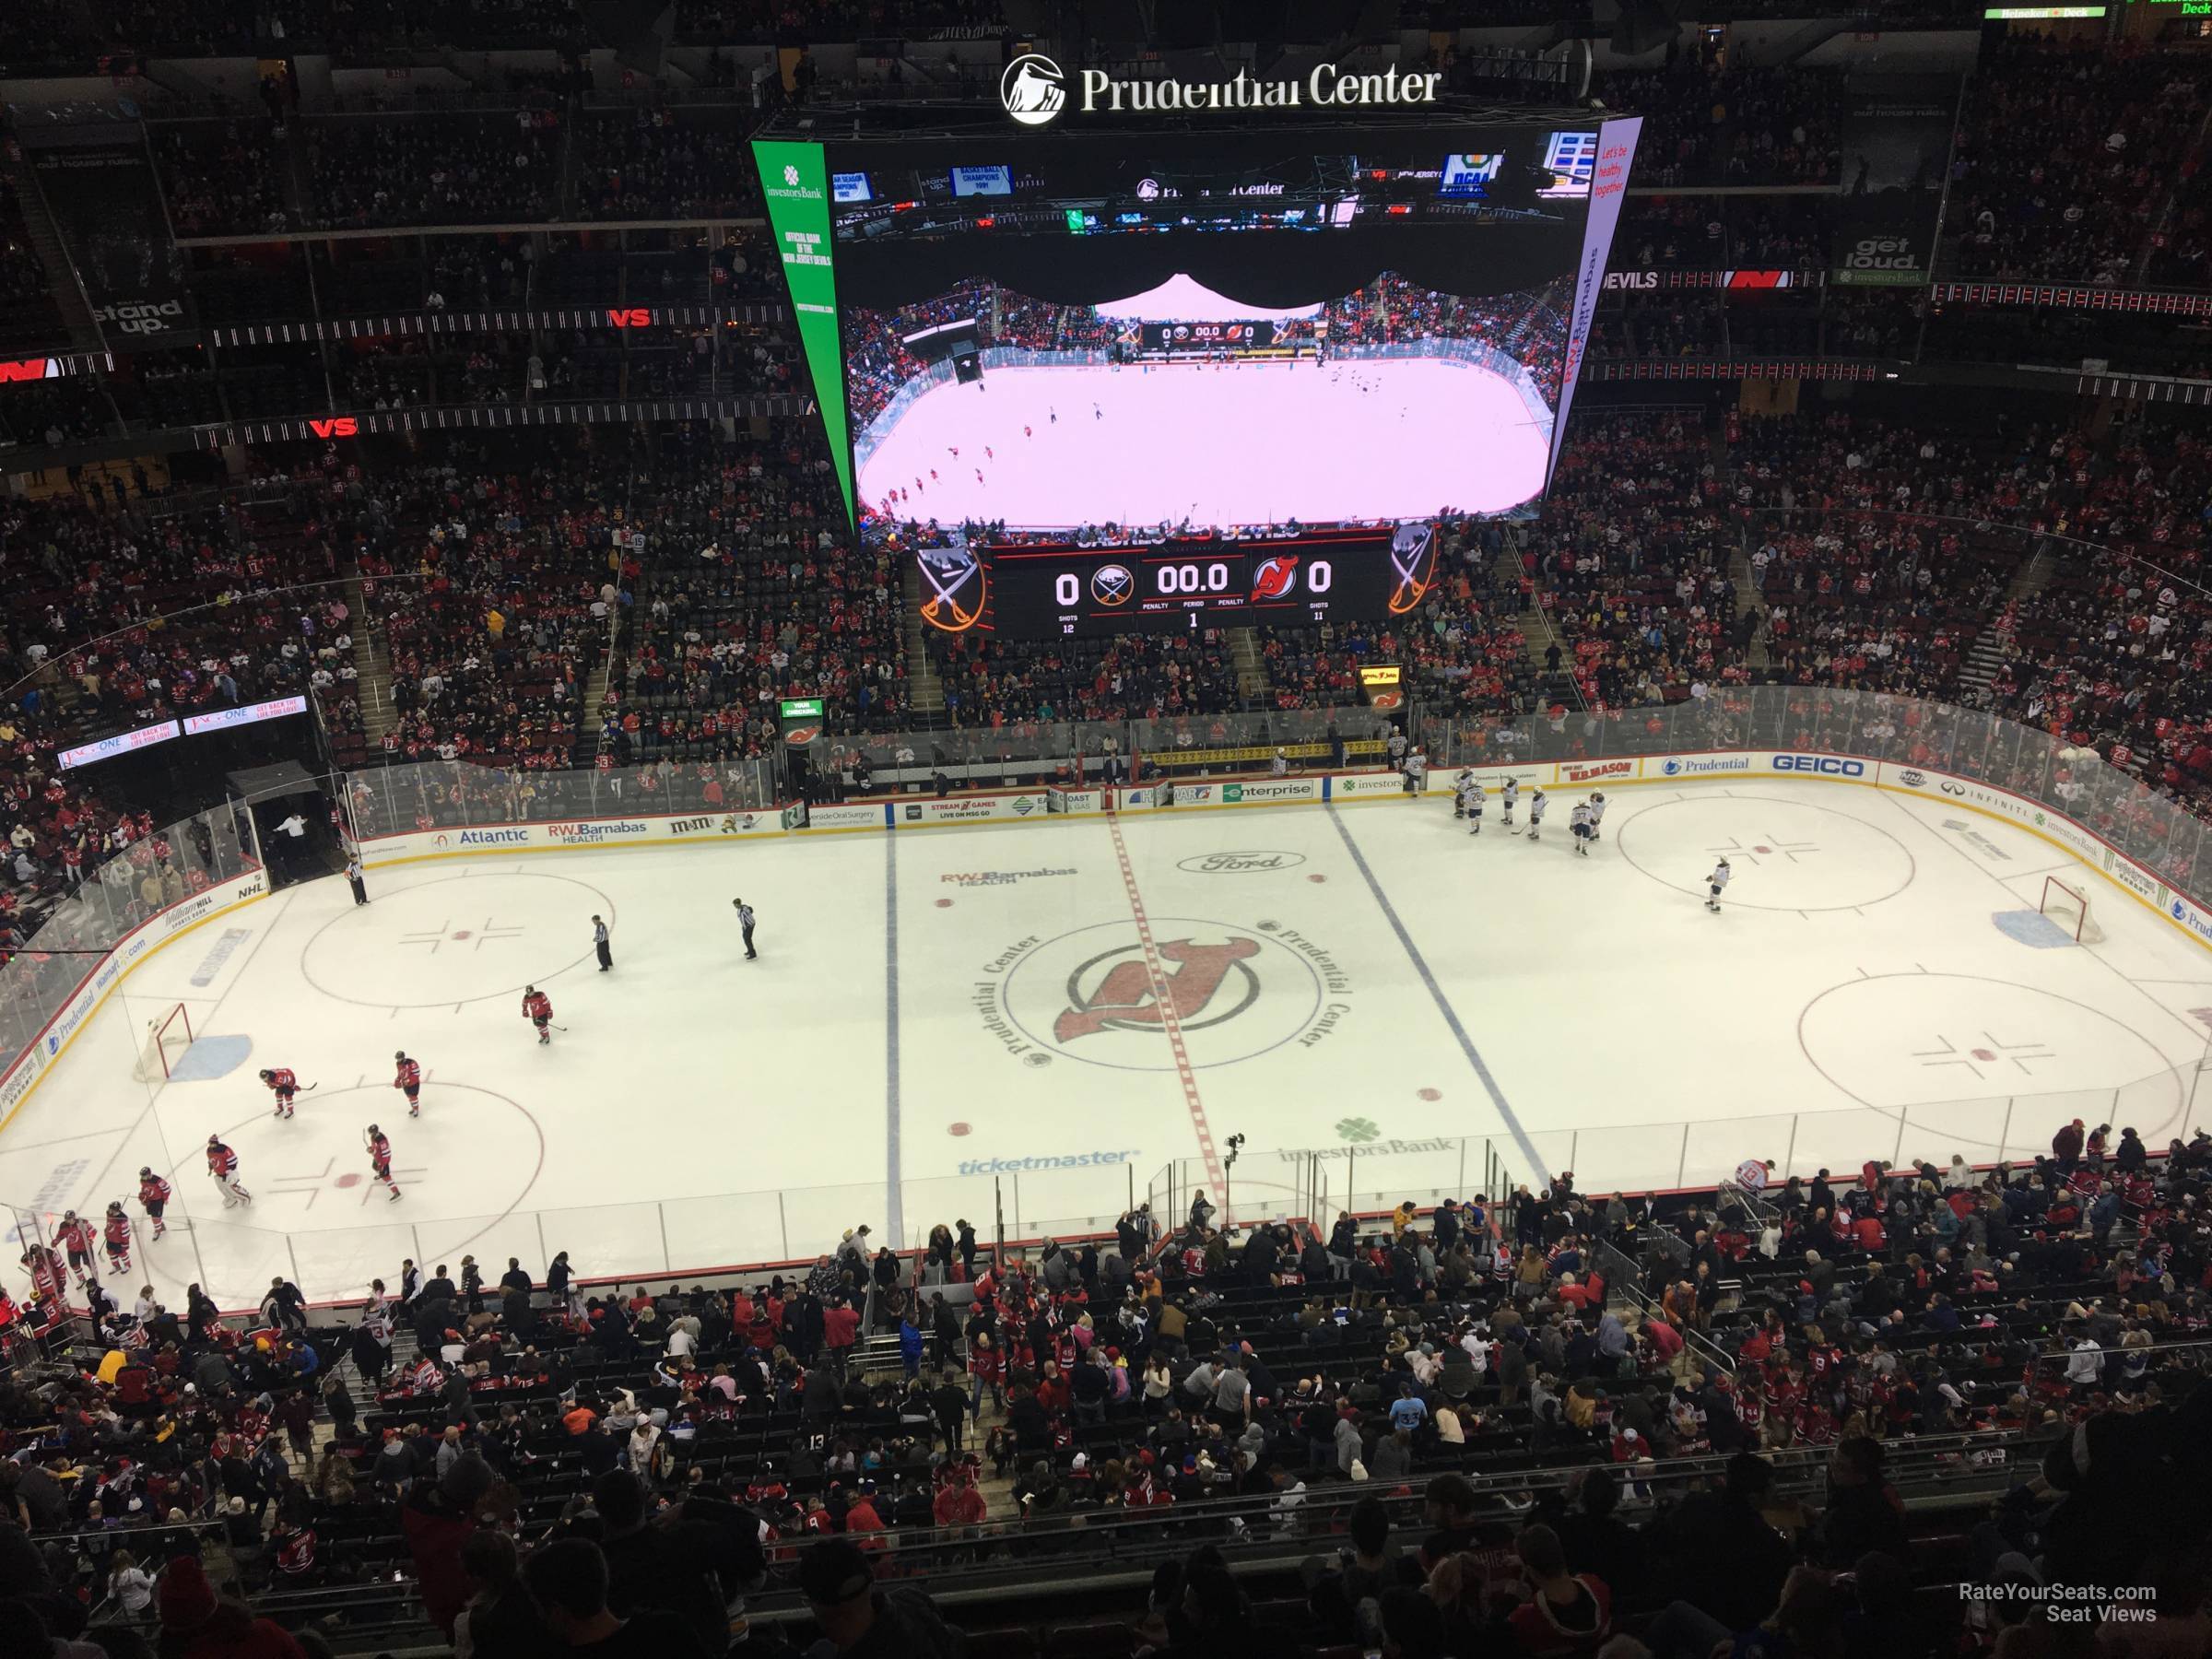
[1136, 320, 1279, 352]
[916, 524, 1439, 639]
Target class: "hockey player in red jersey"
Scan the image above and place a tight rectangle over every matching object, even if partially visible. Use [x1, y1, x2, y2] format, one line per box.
[206, 1135, 253, 1206]
[261, 1065, 300, 1118]
[522, 986, 553, 1044]
[137, 1168, 172, 1239]
[20, 1241, 65, 1304]
[102, 1203, 133, 1275]
[53, 1211, 97, 1285]
[364, 1125, 402, 1201]
[394, 1051, 422, 1117]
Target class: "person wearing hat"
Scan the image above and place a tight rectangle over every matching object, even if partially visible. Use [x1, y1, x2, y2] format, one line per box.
[796, 1535, 964, 1656]
[159, 1553, 307, 1656]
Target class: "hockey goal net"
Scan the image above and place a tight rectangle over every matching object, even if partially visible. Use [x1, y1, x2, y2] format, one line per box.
[2039, 876, 2107, 945]
[132, 1004, 194, 1082]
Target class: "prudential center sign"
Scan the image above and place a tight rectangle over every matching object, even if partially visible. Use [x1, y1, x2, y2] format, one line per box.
[1000, 53, 1441, 125]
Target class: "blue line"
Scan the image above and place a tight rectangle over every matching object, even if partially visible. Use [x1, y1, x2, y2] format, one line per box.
[884, 829, 905, 1249]
[1324, 806, 1550, 1186]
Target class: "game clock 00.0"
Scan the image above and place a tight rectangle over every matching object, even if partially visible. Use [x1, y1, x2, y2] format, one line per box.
[975, 524, 1438, 639]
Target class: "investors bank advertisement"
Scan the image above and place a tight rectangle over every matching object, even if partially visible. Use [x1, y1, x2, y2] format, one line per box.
[752, 139, 855, 526]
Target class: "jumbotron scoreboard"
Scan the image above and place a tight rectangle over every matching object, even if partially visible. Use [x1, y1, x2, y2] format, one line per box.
[915, 524, 1437, 638]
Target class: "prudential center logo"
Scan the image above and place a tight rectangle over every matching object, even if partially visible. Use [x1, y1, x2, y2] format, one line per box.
[1002, 54, 1066, 125]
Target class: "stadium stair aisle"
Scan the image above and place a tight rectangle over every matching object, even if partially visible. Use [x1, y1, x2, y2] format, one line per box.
[1227, 628, 1267, 704]
[6, 151, 106, 355]
[1956, 539, 2057, 701]
[347, 575, 401, 748]
[903, 557, 947, 718]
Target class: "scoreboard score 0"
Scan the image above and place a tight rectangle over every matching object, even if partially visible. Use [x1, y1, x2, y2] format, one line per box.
[1135, 320, 1280, 352]
[935, 524, 1438, 639]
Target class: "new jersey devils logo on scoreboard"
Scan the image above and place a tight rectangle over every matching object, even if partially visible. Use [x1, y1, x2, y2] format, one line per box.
[916, 542, 986, 633]
[1387, 523, 1438, 615]
[1251, 555, 1300, 601]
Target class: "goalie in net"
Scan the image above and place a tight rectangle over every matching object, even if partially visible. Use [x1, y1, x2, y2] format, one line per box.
[133, 1004, 194, 1081]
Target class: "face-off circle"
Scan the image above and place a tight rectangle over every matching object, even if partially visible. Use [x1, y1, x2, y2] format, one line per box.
[1613, 794, 1915, 912]
[300, 872, 613, 1007]
[1796, 972, 2189, 1147]
[164, 1081, 544, 1254]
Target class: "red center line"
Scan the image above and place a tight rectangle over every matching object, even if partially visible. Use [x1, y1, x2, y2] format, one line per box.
[1103, 806, 1230, 1218]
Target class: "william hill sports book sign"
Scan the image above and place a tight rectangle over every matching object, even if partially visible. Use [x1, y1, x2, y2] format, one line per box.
[1001, 54, 1441, 124]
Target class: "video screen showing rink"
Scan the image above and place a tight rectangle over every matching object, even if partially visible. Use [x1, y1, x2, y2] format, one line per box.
[850, 276, 1560, 528]
[6, 761, 2206, 1312]
[828, 120, 1637, 537]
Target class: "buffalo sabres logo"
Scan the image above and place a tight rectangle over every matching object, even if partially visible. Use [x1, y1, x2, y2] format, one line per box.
[1090, 564, 1134, 607]
[916, 542, 985, 633]
[1387, 523, 1437, 615]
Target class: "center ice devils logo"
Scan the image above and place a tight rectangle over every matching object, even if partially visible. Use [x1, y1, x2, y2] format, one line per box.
[1251, 555, 1300, 602]
[1055, 937, 1261, 1041]
[992, 919, 1327, 1072]
[1002, 55, 1066, 126]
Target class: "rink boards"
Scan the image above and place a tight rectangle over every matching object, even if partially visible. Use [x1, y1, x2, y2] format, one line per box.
[5, 747, 2209, 1134]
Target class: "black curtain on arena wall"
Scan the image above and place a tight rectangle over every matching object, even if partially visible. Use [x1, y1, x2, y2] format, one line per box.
[27, 135, 199, 347]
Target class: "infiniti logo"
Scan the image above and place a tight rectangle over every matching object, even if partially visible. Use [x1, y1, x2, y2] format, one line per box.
[1002, 54, 1066, 125]
[1940, 782, 1966, 796]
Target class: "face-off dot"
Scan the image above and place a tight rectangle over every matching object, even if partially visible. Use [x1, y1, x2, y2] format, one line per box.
[935, 898, 954, 908]
[947, 1122, 972, 1136]
[1418, 1087, 1441, 1101]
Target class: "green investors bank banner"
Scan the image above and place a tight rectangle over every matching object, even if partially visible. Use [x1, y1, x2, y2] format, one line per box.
[752, 140, 855, 526]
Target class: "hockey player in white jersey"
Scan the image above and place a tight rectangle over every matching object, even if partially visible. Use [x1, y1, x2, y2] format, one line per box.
[1525, 787, 1547, 841]
[1403, 747, 1428, 795]
[1465, 782, 1486, 835]
[1453, 770, 1476, 818]
[1706, 856, 1732, 912]
[1500, 775, 1520, 827]
[1569, 798, 1594, 854]
[1588, 791, 1608, 840]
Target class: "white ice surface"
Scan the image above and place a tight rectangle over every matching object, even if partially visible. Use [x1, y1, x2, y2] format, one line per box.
[5, 780, 2206, 1310]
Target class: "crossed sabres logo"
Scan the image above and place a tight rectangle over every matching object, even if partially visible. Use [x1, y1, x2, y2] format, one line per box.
[917, 545, 985, 633]
[1054, 937, 1260, 1041]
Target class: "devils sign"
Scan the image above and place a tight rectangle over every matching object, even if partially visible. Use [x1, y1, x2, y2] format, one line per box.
[977, 918, 1342, 1071]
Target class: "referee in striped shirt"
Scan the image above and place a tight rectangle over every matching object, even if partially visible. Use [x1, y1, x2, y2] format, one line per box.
[732, 899, 757, 959]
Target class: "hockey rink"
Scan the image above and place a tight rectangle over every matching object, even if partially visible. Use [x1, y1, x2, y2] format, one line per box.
[6, 778, 2210, 1311]
[855, 358, 1554, 527]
